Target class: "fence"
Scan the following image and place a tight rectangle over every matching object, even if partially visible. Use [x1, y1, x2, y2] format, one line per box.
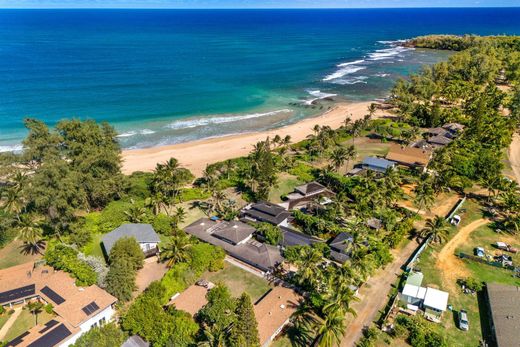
[458, 252, 515, 271]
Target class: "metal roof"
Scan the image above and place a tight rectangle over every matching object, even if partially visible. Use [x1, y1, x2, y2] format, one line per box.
[362, 157, 396, 171]
[102, 223, 160, 255]
[486, 283, 520, 347]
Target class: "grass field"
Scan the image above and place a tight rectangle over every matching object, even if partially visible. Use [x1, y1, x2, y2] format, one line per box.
[0, 240, 42, 270]
[204, 262, 271, 301]
[0, 313, 11, 331]
[82, 232, 106, 262]
[269, 173, 302, 203]
[3, 309, 54, 342]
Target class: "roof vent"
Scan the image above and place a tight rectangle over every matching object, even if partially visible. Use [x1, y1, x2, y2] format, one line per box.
[280, 304, 285, 309]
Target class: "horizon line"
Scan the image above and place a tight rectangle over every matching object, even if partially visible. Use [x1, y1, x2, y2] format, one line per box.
[2, 6, 520, 9]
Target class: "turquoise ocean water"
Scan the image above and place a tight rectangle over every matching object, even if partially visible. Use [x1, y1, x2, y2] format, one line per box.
[1, 8, 520, 150]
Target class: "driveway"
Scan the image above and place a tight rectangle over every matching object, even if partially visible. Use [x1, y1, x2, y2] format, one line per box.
[340, 239, 419, 347]
[134, 256, 169, 295]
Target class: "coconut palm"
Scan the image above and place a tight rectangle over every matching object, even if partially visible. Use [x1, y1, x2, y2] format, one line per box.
[312, 310, 346, 347]
[160, 233, 193, 267]
[420, 216, 451, 244]
[18, 216, 45, 255]
[124, 199, 148, 223]
[328, 146, 348, 173]
[413, 179, 436, 214]
[198, 325, 229, 347]
[25, 301, 44, 325]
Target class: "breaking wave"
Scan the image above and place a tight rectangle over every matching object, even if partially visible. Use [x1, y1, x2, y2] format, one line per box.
[117, 129, 156, 138]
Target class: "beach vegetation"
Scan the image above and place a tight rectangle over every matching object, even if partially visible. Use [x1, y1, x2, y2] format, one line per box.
[44, 243, 98, 286]
[71, 323, 126, 347]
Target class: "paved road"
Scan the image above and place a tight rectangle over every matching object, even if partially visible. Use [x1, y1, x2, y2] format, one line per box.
[340, 239, 420, 347]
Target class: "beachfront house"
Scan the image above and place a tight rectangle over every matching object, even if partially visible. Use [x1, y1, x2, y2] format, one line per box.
[400, 271, 449, 323]
[102, 223, 160, 258]
[241, 201, 291, 227]
[329, 232, 354, 264]
[0, 262, 117, 347]
[361, 157, 396, 173]
[279, 181, 335, 210]
[184, 218, 284, 274]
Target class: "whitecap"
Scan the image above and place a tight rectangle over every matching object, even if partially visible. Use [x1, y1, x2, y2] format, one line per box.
[337, 59, 365, 67]
[323, 66, 366, 82]
[164, 109, 292, 130]
[304, 90, 337, 105]
[117, 129, 156, 138]
[368, 46, 413, 61]
[330, 76, 369, 85]
[0, 144, 23, 153]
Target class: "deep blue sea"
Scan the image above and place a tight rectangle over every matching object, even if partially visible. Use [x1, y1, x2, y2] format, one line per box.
[1, 8, 520, 150]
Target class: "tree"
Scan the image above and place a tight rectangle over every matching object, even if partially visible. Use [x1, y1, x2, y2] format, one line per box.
[312, 310, 346, 347]
[124, 199, 149, 223]
[151, 158, 194, 205]
[256, 223, 283, 245]
[413, 179, 436, 214]
[420, 216, 451, 244]
[109, 237, 145, 271]
[18, 215, 45, 255]
[72, 323, 126, 347]
[160, 232, 193, 267]
[229, 293, 260, 347]
[328, 146, 348, 173]
[166, 308, 199, 347]
[198, 284, 237, 330]
[248, 138, 278, 200]
[105, 258, 136, 302]
[25, 300, 44, 325]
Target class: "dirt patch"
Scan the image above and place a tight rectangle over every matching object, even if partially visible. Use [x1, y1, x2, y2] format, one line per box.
[435, 219, 490, 292]
[135, 256, 169, 295]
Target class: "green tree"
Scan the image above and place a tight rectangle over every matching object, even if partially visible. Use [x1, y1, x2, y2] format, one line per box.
[413, 179, 436, 214]
[167, 308, 199, 347]
[198, 284, 237, 330]
[420, 216, 451, 244]
[105, 258, 136, 302]
[229, 293, 260, 347]
[18, 215, 45, 255]
[160, 232, 193, 267]
[25, 301, 44, 325]
[256, 223, 283, 245]
[109, 236, 145, 271]
[72, 323, 126, 347]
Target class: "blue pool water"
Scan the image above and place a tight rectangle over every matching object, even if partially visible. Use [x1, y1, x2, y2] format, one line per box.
[1, 8, 519, 150]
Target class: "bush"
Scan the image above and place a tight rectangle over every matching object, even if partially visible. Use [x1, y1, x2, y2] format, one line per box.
[256, 223, 283, 245]
[72, 323, 126, 347]
[44, 244, 97, 286]
[395, 315, 447, 347]
[0, 306, 5, 315]
[458, 277, 483, 292]
[124, 172, 153, 199]
[189, 242, 225, 273]
[44, 304, 53, 314]
[288, 162, 316, 182]
[97, 200, 134, 233]
[152, 213, 173, 235]
[176, 188, 211, 202]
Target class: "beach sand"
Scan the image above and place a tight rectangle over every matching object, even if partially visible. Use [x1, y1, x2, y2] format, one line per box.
[122, 101, 379, 176]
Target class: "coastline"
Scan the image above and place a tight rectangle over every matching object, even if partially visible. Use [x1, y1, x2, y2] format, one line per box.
[122, 101, 379, 176]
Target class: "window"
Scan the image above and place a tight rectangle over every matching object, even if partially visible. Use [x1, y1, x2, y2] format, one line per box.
[91, 322, 98, 329]
[99, 317, 106, 326]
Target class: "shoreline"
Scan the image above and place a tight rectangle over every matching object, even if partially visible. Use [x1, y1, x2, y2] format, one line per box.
[122, 101, 380, 176]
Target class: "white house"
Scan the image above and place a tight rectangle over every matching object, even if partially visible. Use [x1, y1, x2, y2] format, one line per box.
[400, 271, 449, 322]
[0, 262, 117, 347]
[102, 223, 161, 258]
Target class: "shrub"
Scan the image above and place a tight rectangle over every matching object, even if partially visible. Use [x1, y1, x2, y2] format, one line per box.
[97, 200, 134, 233]
[458, 277, 483, 292]
[105, 258, 136, 302]
[395, 315, 447, 347]
[44, 244, 97, 286]
[288, 162, 315, 182]
[72, 323, 126, 347]
[44, 304, 53, 314]
[256, 223, 283, 245]
[125, 172, 153, 199]
[152, 213, 173, 235]
[189, 242, 225, 273]
[176, 188, 211, 202]
[109, 237, 144, 271]
[0, 306, 5, 315]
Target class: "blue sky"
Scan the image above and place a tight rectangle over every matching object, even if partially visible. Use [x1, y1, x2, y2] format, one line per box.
[1, 0, 519, 8]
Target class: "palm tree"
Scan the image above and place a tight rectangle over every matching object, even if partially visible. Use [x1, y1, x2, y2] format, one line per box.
[18, 216, 45, 255]
[420, 216, 451, 244]
[328, 146, 348, 173]
[124, 199, 148, 223]
[224, 160, 236, 180]
[413, 180, 436, 214]
[322, 284, 358, 317]
[198, 325, 229, 347]
[25, 301, 44, 325]
[312, 310, 346, 347]
[273, 134, 282, 147]
[160, 233, 193, 267]
[282, 135, 292, 147]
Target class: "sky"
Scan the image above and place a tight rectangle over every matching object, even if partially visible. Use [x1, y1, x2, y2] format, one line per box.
[1, 0, 520, 9]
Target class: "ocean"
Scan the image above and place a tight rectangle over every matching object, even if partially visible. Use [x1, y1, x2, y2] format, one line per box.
[1, 8, 520, 151]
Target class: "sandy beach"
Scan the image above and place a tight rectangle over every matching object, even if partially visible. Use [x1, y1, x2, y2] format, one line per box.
[122, 101, 379, 176]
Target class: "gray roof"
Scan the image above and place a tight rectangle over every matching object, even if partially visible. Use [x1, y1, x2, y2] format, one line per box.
[362, 157, 395, 172]
[330, 232, 353, 253]
[486, 283, 520, 347]
[367, 218, 383, 230]
[211, 220, 255, 245]
[428, 135, 452, 146]
[294, 182, 327, 196]
[185, 218, 284, 272]
[122, 336, 149, 347]
[241, 201, 291, 225]
[102, 223, 160, 255]
[280, 226, 322, 247]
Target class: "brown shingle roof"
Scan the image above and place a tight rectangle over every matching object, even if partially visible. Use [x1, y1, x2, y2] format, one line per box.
[486, 283, 520, 347]
[386, 144, 431, 167]
[254, 286, 300, 346]
[169, 284, 209, 316]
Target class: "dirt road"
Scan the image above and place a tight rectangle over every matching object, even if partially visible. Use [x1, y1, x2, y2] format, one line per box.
[509, 133, 520, 184]
[435, 218, 490, 292]
[340, 239, 419, 347]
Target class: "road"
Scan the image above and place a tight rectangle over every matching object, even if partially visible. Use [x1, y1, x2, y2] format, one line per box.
[340, 239, 420, 347]
[508, 133, 520, 184]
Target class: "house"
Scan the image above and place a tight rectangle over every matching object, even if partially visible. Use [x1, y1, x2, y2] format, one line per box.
[254, 286, 300, 347]
[280, 181, 335, 210]
[122, 336, 150, 347]
[486, 282, 520, 347]
[443, 123, 465, 134]
[184, 218, 284, 274]
[366, 218, 383, 230]
[279, 226, 322, 248]
[329, 232, 353, 264]
[361, 157, 396, 173]
[423, 123, 464, 148]
[241, 201, 291, 227]
[0, 262, 117, 347]
[385, 144, 431, 169]
[102, 223, 160, 258]
[399, 271, 449, 322]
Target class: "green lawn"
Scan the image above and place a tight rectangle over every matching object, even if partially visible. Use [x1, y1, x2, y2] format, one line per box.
[204, 262, 271, 301]
[83, 232, 106, 262]
[4, 309, 55, 342]
[0, 240, 42, 270]
[269, 173, 302, 203]
[0, 312, 11, 331]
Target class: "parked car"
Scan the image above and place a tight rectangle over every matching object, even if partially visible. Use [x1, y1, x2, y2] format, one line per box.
[459, 310, 469, 331]
[495, 241, 518, 253]
[450, 215, 461, 226]
[474, 247, 485, 257]
[494, 254, 513, 267]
